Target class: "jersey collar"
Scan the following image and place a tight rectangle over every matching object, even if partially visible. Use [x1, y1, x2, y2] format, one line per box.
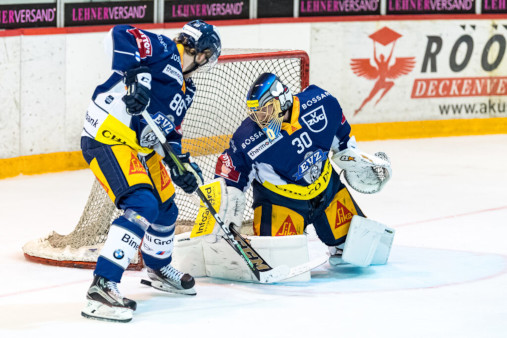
[176, 44, 187, 93]
[281, 96, 302, 135]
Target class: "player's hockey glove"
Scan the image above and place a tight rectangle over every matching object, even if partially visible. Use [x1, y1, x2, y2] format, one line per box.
[122, 66, 151, 115]
[165, 152, 204, 194]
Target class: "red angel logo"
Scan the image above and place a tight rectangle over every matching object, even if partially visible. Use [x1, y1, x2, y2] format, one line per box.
[351, 27, 416, 115]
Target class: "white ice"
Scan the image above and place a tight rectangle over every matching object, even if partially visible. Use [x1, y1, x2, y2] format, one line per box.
[1, 135, 506, 337]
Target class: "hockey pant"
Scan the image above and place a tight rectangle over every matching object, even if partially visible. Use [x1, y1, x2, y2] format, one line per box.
[251, 170, 365, 247]
[81, 137, 178, 282]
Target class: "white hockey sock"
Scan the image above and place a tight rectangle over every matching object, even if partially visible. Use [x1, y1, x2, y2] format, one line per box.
[141, 224, 175, 261]
[99, 224, 142, 270]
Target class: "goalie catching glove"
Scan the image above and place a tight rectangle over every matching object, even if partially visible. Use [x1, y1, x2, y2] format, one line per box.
[331, 136, 392, 194]
[164, 152, 204, 194]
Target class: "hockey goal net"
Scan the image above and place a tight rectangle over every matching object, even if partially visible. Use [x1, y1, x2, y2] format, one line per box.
[23, 49, 310, 270]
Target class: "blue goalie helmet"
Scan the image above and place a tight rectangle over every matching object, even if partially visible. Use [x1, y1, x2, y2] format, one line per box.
[177, 20, 222, 73]
[246, 73, 293, 140]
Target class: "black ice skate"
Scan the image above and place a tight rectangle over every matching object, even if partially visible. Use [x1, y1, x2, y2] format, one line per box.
[81, 275, 137, 323]
[141, 264, 196, 296]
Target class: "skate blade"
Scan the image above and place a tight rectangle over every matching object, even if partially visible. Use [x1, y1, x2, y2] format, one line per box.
[329, 255, 346, 266]
[81, 300, 133, 323]
[141, 279, 196, 296]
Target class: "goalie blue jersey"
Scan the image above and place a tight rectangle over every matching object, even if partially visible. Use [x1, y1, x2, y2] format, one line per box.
[82, 25, 195, 154]
[215, 85, 351, 199]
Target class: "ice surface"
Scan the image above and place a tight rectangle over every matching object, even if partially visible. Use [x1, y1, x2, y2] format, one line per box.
[1, 135, 506, 337]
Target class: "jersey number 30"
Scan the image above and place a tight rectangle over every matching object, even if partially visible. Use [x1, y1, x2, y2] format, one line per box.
[292, 132, 312, 154]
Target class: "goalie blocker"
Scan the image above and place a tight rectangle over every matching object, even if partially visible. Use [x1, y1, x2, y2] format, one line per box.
[170, 179, 395, 281]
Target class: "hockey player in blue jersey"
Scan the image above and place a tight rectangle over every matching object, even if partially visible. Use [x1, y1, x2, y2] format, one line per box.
[215, 73, 394, 270]
[80, 20, 221, 322]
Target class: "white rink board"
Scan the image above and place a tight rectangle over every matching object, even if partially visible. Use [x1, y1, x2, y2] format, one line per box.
[0, 19, 506, 159]
[0, 35, 21, 159]
[311, 19, 507, 124]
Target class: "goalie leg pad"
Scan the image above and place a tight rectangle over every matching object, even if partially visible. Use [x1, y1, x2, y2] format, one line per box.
[170, 232, 207, 278]
[172, 231, 316, 282]
[201, 234, 311, 282]
[342, 216, 394, 267]
[371, 226, 395, 265]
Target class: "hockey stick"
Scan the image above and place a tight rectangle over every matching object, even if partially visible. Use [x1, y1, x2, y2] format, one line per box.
[141, 110, 317, 283]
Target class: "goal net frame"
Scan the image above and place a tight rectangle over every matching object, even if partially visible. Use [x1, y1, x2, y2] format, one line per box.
[22, 49, 310, 270]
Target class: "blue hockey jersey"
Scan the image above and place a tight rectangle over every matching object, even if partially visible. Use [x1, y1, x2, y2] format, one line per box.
[82, 25, 195, 155]
[215, 85, 351, 200]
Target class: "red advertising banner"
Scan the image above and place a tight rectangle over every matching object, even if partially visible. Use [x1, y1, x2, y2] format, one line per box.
[412, 77, 507, 98]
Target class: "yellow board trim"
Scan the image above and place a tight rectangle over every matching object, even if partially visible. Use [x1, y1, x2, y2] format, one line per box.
[351, 118, 507, 141]
[2, 117, 507, 179]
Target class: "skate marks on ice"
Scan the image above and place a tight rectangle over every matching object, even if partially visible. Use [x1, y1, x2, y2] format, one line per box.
[203, 246, 507, 296]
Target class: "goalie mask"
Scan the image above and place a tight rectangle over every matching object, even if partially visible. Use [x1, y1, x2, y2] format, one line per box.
[177, 20, 222, 74]
[246, 73, 293, 141]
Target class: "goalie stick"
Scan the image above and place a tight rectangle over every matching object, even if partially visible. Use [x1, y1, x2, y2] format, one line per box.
[141, 110, 325, 283]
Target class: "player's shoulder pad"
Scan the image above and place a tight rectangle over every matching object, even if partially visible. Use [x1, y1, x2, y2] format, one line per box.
[112, 24, 134, 32]
[300, 84, 331, 97]
[297, 84, 337, 110]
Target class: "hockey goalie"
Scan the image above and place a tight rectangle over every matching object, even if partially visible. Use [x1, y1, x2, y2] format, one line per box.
[171, 73, 395, 282]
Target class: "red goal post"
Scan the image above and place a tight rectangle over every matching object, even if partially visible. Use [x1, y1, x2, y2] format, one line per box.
[22, 49, 310, 270]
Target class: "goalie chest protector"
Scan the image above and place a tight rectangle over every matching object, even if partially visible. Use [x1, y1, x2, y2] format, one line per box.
[217, 85, 351, 190]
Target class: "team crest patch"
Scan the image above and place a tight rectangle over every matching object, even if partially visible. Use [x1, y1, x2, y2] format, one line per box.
[301, 106, 327, 133]
[293, 150, 328, 183]
[129, 153, 147, 175]
[152, 112, 175, 135]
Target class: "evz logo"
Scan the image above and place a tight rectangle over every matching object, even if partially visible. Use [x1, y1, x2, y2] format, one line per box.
[302, 106, 327, 133]
[294, 149, 327, 184]
[140, 113, 175, 148]
[152, 112, 175, 135]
